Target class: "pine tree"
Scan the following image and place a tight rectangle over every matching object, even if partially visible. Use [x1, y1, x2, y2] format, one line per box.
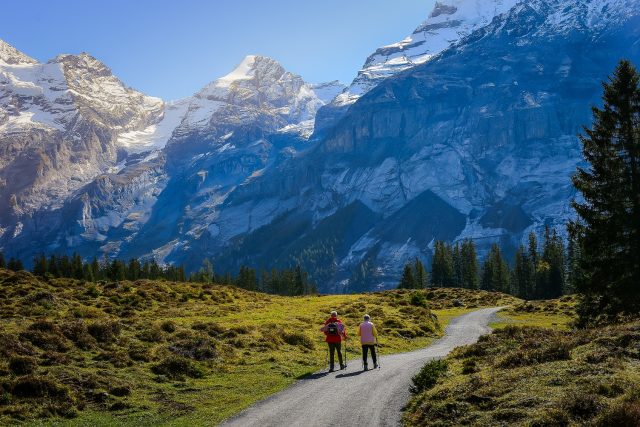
[398, 263, 416, 289]
[91, 257, 101, 281]
[512, 245, 533, 299]
[431, 241, 454, 287]
[460, 240, 479, 289]
[7, 257, 24, 272]
[481, 244, 509, 293]
[414, 258, 429, 289]
[32, 254, 48, 277]
[571, 60, 640, 323]
[452, 243, 462, 287]
[0, 252, 5, 269]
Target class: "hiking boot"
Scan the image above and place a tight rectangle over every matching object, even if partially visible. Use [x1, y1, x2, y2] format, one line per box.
[329, 366, 335, 372]
[340, 364, 346, 370]
[363, 364, 368, 371]
[374, 363, 378, 369]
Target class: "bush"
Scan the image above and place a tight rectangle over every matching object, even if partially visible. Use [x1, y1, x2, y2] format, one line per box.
[410, 359, 448, 394]
[9, 356, 37, 375]
[282, 332, 315, 350]
[61, 320, 96, 350]
[160, 320, 177, 333]
[151, 356, 204, 380]
[87, 320, 121, 343]
[169, 338, 217, 361]
[410, 292, 428, 307]
[137, 325, 165, 343]
[19, 321, 71, 353]
[560, 390, 603, 421]
[596, 401, 640, 427]
[11, 375, 71, 399]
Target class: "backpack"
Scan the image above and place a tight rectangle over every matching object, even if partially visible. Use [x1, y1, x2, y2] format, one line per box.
[326, 322, 341, 336]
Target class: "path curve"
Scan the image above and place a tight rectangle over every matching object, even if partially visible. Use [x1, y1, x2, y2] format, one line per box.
[222, 307, 502, 427]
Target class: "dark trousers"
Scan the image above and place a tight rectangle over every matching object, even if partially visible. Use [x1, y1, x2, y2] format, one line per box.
[362, 344, 377, 366]
[328, 342, 343, 369]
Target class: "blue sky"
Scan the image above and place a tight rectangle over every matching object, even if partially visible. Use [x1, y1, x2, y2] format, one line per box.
[2, 0, 435, 100]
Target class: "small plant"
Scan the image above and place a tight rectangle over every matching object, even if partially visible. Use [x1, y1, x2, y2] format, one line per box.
[282, 332, 315, 350]
[410, 292, 428, 308]
[160, 320, 177, 333]
[9, 356, 38, 375]
[410, 359, 448, 394]
[151, 356, 204, 380]
[87, 320, 121, 343]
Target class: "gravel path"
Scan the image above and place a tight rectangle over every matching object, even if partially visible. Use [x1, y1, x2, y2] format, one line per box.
[221, 307, 502, 427]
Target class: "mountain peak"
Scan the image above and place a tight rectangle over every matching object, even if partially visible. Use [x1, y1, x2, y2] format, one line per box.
[215, 55, 285, 88]
[0, 39, 38, 65]
[332, 0, 518, 107]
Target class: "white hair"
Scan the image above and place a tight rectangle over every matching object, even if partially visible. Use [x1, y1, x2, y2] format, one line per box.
[331, 311, 338, 317]
[363, 314, 370, 321]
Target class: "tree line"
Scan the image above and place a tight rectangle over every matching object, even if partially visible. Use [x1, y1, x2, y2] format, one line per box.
[397, 226, 570, 300]
[0, 252, 316, 297]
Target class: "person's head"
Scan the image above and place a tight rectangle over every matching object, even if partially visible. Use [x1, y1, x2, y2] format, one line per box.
[330, 311, 338, 318]
[363, 314, 371, 322]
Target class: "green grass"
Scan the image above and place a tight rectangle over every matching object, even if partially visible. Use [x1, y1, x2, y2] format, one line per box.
[0, 270, 519, 426]
[404, 298, 640, 426]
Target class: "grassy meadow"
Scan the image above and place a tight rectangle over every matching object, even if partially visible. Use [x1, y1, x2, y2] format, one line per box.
[404, 298, 640, 426]
[0, 269, 520, 426]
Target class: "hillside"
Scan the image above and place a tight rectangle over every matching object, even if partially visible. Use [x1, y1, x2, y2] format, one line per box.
[0, 269, 519, 425]
[404, 316, 640, 426]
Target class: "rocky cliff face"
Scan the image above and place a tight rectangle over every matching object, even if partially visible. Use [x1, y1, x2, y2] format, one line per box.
[314, 0, 519, 136]
[3, 0, 639, 293]
[1, 53, 340, 262]
[204, 0, 640, 290]
[0, 41, 163, 232]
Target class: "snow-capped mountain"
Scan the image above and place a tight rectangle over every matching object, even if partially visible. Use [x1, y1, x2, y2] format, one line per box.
[0, 40, 163, 227]
[333, 0, 519, 107]
[3, 0, 639, 293]
[1, 52, 341, 262]
[200, 0, 640, 290]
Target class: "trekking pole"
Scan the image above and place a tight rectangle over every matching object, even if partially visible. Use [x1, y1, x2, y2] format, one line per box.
[376, 341, 381, 369]
[325, 345, 329, 372]
[344, 338, 348, 369]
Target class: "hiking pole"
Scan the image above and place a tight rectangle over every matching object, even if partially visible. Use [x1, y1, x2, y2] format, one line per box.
[325, 345, 329, 372]
[344, 338, 348, 369]
[376, 341, 381, 369]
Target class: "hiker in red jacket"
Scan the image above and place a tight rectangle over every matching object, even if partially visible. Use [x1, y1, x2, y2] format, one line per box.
[320, 310, 347, 372]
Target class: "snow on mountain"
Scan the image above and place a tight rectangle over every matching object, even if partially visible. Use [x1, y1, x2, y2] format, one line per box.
[333, 0, 519, 107]
[0, 40, 164, 224]
[0, 40, 37, 65]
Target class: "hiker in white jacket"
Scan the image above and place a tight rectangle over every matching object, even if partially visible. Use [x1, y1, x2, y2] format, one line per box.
[357, 314, 379, 370]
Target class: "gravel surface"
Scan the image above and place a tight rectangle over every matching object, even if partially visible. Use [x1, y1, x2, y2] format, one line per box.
[221, 307, 502, 427]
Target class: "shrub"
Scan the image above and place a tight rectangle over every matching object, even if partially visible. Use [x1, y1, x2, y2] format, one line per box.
[137, 325, 165, 343]
[282, 332, 315, 350]
[87, 320, 121, 343]
[11, 375, 71, 399]
[410, 359, 448, 394]
[596, 401, 640, 427]
[9, 356, 37, 375]
[151, 356, 204, 380]
[410, 292, 428, 308]
[461, 359, 477, 375]
[160, 320, 177, 333]
[168, 338, 217, 361]
[109, 386, 131, 397]
[61, 320, 96, 350]
[560, 390, 603, 421]
[19, 321, 71, 352]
